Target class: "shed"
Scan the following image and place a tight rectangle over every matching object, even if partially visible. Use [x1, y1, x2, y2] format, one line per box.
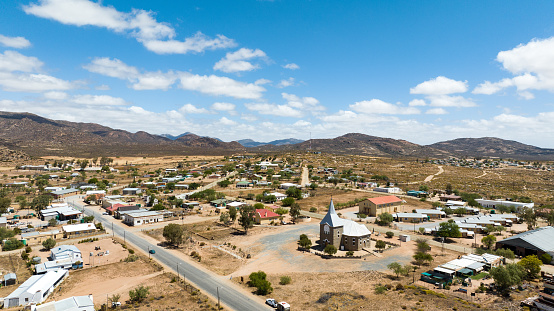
[4, 273, 17, 286]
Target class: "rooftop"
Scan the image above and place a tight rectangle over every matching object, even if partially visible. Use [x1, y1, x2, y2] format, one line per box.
[368, 196, 402, 205]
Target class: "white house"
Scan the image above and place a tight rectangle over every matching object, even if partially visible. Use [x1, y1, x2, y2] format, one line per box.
[280, 183, 300, 190]
[123, 211, 163, 226]
[3, 269, 68, 308]
[374, 187, 402, 194]
[31, 295, 94, 311]
[267, 192, 287, 201]
[50, 245, 82, 262]
[475, 199, 534, 210]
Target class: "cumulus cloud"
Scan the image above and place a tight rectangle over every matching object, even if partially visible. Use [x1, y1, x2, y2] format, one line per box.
[244, 103, 303, 118]
[408, 99, 426, 107]
[131, 71, 177, 90]
[282, 93, 324, 111]
[83, 57, 139, 80]
[43, 91, 68, 100]
[426, 95, 476, 108]
[211, 102, 237, 115]
[179, 72, 265, 99]
[283, 63, 299, 70]
[426, 108, 448, 115]
[254, 78, 271, 85]
[0, 34, 31, 48]
[213, 48, 267, 73]
[0, 50, 43, 73]
[350, 99, 420, 115]
[0, 72, 75, 92]
[277, 77, 295, 88]
[473, 37, 554, 98]
[410, 76, 468, 95]
[219, 116, 237, 126]
[178, 104, 209, 114]
[71, 94, 127, 106]
[24, 0, 234, 55]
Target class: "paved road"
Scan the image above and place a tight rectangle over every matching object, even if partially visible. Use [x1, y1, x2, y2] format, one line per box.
[67, 196, 271, 311]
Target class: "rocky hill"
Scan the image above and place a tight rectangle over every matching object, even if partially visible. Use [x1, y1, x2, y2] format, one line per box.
[253, 133, 449, 158]
[0, 112, 244, 157]
[238, 138, 304, 148]
[428, 137, 554, 160]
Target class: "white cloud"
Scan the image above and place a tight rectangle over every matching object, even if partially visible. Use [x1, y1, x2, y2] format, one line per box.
[179, 72, 265, 99]
[71, 94, 127, 106]
[241, 114, 257, 121]
[473, 37, 554, 98]
[426, 95, 476, 107]
[254, 78, 271, 85]
[244, 103, 303, 118]
[211, 102, 236, 113]
[178, 103, 209, 114]
[283, 63, 299, 70]
[24, 0, 234, 55]
[95, 84, 110, 90]
[408, 99, 426, 106]
[219, 117, 237, 126]
[213, 48, 267, 73]
[282, 93, 323, 111]
[277, 77, 295, 88]
[0, 72, 75, 92]
[350, 99, 420, 115]
[293, 120, 311, 127]
[43, 91, 68, 100]
[0, 34, 31, 48]
[83, 57, 139, 80]
[426, 108, 448, 115]
[141, 33, 236, 55]
[410, 76, 468, 95]
[131, 71, 177, 90]
[0, 50, 43, 73]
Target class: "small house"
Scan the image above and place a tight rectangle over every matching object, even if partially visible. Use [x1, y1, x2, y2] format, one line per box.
[254, 209, 280, 224]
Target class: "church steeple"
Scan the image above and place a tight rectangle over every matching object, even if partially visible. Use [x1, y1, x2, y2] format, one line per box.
[320, 197, 343, 227]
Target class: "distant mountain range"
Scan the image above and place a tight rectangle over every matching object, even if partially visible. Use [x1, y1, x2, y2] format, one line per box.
[237, 138, 304, 147]
[0, 111, 552, 160]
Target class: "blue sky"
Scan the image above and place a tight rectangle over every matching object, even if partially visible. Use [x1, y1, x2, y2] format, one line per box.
[1, 1, 554, 147]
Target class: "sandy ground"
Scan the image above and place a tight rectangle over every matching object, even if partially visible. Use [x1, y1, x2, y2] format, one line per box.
[29, 237, 128, 267]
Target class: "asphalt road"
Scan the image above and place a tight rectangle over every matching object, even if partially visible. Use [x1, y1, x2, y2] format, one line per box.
[67, 196, 271, 311]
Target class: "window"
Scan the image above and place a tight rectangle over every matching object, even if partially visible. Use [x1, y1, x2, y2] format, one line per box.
[352, 238, 356, 245]
[323, 225, 330, 235]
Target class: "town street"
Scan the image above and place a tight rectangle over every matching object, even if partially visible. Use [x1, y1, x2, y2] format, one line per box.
[67, 196, 271, 311]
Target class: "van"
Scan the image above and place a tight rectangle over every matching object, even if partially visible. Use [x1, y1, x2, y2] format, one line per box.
[277, 302, 290, 311]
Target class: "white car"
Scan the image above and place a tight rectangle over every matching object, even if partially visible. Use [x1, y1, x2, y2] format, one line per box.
[102, 212, 108, 215]
[266, 298, 277, 308]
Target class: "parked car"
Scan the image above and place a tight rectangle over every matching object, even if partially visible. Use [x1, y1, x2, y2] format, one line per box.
[149, 249, 156, 254]
[277, 302, 290, 311]
[266, 298, 277, 308]
[102, 212, 108, 215]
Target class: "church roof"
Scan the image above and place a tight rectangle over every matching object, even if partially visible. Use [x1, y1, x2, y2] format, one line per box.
[342, 221, 371, 237]
[320, 199, 345, 227]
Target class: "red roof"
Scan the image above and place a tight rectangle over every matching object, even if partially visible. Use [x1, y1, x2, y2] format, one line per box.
[255, 209, 279, 219]
[368, 196, 402, 205]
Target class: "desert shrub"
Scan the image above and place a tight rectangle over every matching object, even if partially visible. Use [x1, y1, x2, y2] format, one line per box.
[375, 285, 387, 294]
[385, 231, 394, 238]
[279, 276, 291, 285]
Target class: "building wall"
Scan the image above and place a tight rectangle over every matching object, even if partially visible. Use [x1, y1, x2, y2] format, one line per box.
[341, 234, 370, 251]
[359, 200, 401, 217]
[319, 224, 343, 249]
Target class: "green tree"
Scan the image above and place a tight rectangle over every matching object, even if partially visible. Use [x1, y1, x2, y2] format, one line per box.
[309, 183, 318, 190]
[289, 203, 301, 222]
[453, 207, 466, 217]
[518, 255, 543, 280]
[229, 206, 237, 223]
[387, 262, 405, 278]
[298, 234, 312, 250]
[520, 207, 537, 230]
[162, 223, 183, 246]
[42, 237, 56, 250]
[375, 240, 386, 252]
[494, 248, 515, 260]
[481, 235, 497, 249]
[239, 205, 255, 234]
[445, 183, 453, 195]
[419, 185, 429, 192]
[48, 218, 57, 227]
[413, 252, 433, 266]
[0, 227, 15, 240]
[415, 238, 430, 253]
[489, 264, 525, 291]
[219, 211, 230, 224]
[0, 197, 11, 214]
[376, 212, 394, 226]
[282, 197, 295, 207]
[2, 238, 24, 251]
[437, 220, 461, 238]
[129, 285, 149, 302]
[30, 195, 52, 212]
[286, 187, 302, 200]
[248, 271, 273, 295]
[540, 253, 552, 264]
[274, 207, 288, 216]
[324, 244, 337, 256]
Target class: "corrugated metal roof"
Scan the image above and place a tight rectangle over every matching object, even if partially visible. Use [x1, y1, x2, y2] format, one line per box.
[498, 226, 554, 252]
[368, 196, 402, 205]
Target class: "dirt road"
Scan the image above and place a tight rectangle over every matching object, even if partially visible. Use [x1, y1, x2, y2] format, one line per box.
[424, 165, 444, 182]
[301, 166, 309, 187]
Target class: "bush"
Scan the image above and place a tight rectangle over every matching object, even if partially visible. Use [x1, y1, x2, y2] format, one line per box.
[249, 271, 273, 295]
[2, 238, 24, 251]
[540, 253, 552, 264]
[279, 276, 291, 285]
[385, 231, 394, 238]
[25, 246, 32, 253]
[123, 254, 139, 262]
[128, 249, 135, 254]
[42, 238, 56, 250]
[129, 285, 149, 302]
[309, 207, 317, 213]
[346, 251, 354, 257]
[21, 252, 29, 260]
[375, 285, 387, 294]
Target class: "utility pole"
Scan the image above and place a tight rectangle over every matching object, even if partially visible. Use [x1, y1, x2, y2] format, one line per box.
[112, 222, 114, 237]
[177, 263, 180, 282]
[124, 231, 126, 245]
[217, 287, 220, 310]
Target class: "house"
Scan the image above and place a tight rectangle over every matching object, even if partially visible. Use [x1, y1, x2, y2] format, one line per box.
[373, 187, 401, 194]
[475, 199, 534, 211]
[461, 253, 503, 270]
[280, 183, 300, 190]
[267, 192, 287, 201]
[439, 194, 461, 202]
[49, 188, 79, 200]
[394, 213, 427, 223]
[35, 258, 75, 274]
[495, 226, 554, 261]
[358, 196, 402, 217]
[236, 181, 251, 188]
[21, 230, 60, 245]
[39, 205, 82, 221]
[44, 187, 65, 193]
[210, 199, 227, 208]
[31, 295, 94, 311]
[254, 209, 280, 224]
[62, 223, 97, 238]
[227, 201, 246, 209]
[123, 211, 163, 226]
[416, 209, 446, 219]
[122, 188, 142, 195]
[320, 199, 371, 251]
[50, 245, 82, 262]
[0, 216, 6, 228]
[109, 204, 140, 218]
[407, 190, 428, 197]
[3, 269, 68, 308]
